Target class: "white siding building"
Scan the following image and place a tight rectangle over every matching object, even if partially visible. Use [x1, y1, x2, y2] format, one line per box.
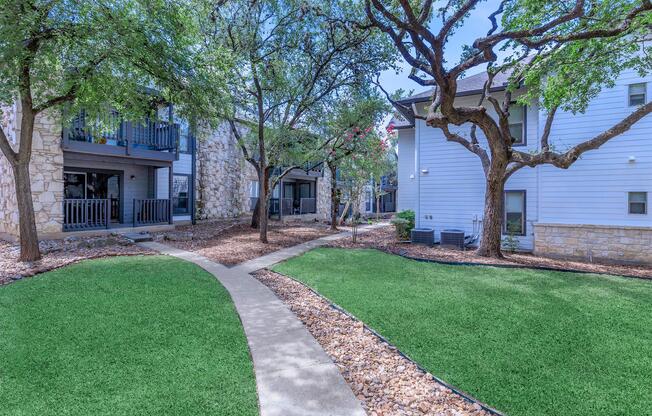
[393, 68, 652, 265]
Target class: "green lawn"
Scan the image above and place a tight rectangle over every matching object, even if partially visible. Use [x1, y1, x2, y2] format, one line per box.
[273, 248, 652, 416]
[0, 255, 258, 416]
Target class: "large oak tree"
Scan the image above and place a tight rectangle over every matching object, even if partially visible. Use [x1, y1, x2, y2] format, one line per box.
[365, 0, 652, 257]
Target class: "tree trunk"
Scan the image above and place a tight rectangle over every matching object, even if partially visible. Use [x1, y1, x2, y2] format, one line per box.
[329, 164, 339, 231]
[251, 198, 260, 229]
[13, 161, 41, 261]
[258, 167, 269, 243]
[375, 194, 380, 221]
[476, 169, 506, 258]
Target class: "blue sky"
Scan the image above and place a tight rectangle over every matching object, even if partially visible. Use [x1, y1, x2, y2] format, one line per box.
[377, 1, 505, 96]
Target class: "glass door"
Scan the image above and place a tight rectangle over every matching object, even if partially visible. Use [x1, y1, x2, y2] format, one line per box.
[64, 172, 87, 199]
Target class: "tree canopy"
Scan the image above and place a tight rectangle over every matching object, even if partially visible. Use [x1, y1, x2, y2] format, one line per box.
[0, 0, 228, 125]
[364, 0, 652, 257]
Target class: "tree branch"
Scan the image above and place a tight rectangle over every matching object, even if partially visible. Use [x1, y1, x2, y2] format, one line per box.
[439, 123, 490, 174]
[0, 126, 18, 166]
[540, 106, 557, 151]
[512, 102, 652, 168]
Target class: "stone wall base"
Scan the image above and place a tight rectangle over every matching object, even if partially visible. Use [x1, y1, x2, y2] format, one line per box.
[534, 223, 652, 266]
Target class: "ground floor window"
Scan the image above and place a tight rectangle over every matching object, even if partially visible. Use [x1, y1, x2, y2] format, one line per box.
[628, 192, 647, 214]
[365, 190, 372, 212]
[173, 174, 190, 214]
[504, 190, 526, 235]
[249, 180, 259, 198]
[64, 172, 87, 199]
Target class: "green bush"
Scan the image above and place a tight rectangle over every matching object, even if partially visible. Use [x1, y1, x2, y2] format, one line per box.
[391, 210, 415, 240]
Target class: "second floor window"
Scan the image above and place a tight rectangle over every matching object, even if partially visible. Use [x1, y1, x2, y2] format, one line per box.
[508, 105, 526, 146]
[628, 83, 647, 106]
[178, 123, 191, 153]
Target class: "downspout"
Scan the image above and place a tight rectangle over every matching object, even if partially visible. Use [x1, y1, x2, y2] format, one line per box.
[415, 121, 421, 229]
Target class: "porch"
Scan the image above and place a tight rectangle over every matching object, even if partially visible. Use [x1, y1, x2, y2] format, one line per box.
[62, 157, 178, 232]
[270, 176, 318, 218]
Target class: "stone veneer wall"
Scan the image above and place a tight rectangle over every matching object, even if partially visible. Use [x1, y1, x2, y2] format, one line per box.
[534, 223, 652, 266]
[195, 123, 257, 220]
[0, 103, 63, 240]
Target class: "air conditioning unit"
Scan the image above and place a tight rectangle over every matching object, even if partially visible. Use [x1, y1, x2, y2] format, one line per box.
[411, 228, 434, 245]
[441, 229, 465, 250]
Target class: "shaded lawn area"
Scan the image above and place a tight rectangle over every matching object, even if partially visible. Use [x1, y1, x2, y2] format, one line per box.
[0, 256, 257, 416]
[273, 248, 652, 416]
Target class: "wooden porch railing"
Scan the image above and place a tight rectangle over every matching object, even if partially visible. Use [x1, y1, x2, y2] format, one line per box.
[133, 199, 171, 227]
[63, 199, 110, 231]
[66, 110, 179, 151]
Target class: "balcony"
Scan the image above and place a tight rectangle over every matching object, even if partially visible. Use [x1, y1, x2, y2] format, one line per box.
[62, 110, 180, 162]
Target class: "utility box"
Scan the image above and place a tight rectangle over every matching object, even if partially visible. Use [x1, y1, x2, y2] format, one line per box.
[441, 229, 465, 250]
[411, 228, 435, 246]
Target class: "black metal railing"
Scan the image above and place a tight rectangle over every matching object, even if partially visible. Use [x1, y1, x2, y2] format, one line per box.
[281, 198, 294, 215]
[299, 198, 316, 214]
[63, 199, 110, 231]
[260, 197, 316, 217]
[133, 199, 170, 227]
[66, 110, 179, 151]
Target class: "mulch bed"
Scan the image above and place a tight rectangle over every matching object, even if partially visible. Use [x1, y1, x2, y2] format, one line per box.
[159, 220, 338, 266]
[255, 269, 492, 416]
[0, 236, 153, 286]
[327, 226, 652, 279]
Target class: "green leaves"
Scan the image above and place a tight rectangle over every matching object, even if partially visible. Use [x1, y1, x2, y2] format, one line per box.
[209, 0, 396, 179]
[500, 0, 652, 112]
[0, 0, 228, 123]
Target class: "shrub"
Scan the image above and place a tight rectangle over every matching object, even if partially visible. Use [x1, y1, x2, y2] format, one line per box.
[396, 209, 415, 229]
[391, 210, 415, 240]
[501, 223, 520, 253]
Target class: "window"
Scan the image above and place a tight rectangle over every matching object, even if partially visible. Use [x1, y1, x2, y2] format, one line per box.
[249, 180, 259, 198]
[365, 190, 372, 212]
[628, 192, 647, 215]
[63, 172, 87, 199]
[178, 123, 191, 153]
[508, 105, 526, 146]
[629, 83, 647, 106]
[299, 182, 313, 199]
[504, 190, 526, 235]
[172, 175, 190, 214]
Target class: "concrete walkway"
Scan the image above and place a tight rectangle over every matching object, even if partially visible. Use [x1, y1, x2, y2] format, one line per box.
[237, 222, 387, 273]
[140, 223, 387, 416]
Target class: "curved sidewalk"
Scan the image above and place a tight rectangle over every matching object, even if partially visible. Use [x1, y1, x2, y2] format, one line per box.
[140, 224, 386, 416]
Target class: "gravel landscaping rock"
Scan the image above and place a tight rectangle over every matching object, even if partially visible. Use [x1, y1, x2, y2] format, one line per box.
[162, 220, 337, 266]
[0, 236, 153, 285]
[255, 269, 494, 416]
[327, 226, 652, 279]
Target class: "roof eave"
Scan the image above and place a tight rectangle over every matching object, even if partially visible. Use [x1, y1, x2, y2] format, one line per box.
[396, 85, 507, 106]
